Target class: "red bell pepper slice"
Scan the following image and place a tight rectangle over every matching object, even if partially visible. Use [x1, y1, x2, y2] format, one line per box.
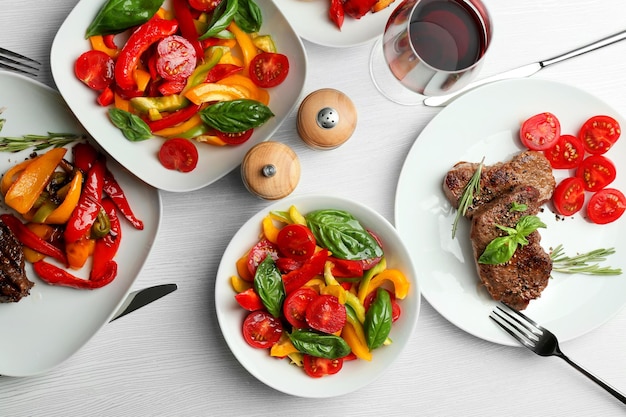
[0, 213, 68, 266]
[72, 142, 98, 172]
[34, 259, 117, 289]
[146, 103, 201, 133]
[329, 257, 364, 278]
[283, 249, 329, 294]
[103, 171, 144, 230]
[329, 0, 345, 30]
[205, 64, 243, 83]
[234, 288, 264, 311]
[172, 0, 204, 60]
[64, 159, 106, 243]
[90, 198, 122, 280]
[115, 17, 179, 91]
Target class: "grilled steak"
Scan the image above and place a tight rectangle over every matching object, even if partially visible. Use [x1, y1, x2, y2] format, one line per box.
[470, 186, 552, 309]
[0, 218, 33, 303]
[443, 150, 555, 218]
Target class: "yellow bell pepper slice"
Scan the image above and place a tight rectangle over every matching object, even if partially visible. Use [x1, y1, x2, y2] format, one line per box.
[270, 333, 299, 358]
[1, 158, 33, 195]
[89, 35, 119, 58]
[217, 74, 268, 104]
[288, 205, 306, 226]
[153, 114, 204, 137]
[230, 275, 252, 293]
[342, 321, 372, 361]
[321, 284, 347, 304]
[262, 215, 280, 244]
[114, 92, 131, 112]
[4, 147, 66, 214]
[195, 134, 227, 146]
[184, 83, 246, 105]
[236, 252, 253, 282]
[228, 21, 258, 71]
[133, 68, 151, 92]
[66, 235, 96, 270]
[44, 170, 83, 224]
[366, 268, 411, 300]
[325, 261, 366, 323]
[357, 257, 387, 304]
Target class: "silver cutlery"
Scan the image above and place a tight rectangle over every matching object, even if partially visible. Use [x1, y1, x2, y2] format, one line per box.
[490, 303, 626, 404]
[110, 283, 178, 322]
[423, 29, 626, 107]
[0, 48, 40, 77]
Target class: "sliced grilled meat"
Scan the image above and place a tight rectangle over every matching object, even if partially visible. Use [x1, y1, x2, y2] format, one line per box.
[443, 150, 555, 218]
[0, 218, 33, 303]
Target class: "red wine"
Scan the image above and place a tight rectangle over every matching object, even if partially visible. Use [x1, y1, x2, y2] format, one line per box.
[409, 0, 487, 71]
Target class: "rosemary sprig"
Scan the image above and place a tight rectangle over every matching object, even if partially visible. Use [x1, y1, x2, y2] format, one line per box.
[0, 132, 84, 152]
[451, 157, 484, 239]
[550, 244, 622, 275]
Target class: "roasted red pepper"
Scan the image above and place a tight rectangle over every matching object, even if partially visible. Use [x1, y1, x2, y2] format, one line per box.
[115, 17, 179, 91]
[72, 142, 98, 172]
[91, 198, 122, 280]
[283, 249, 329, 294]
[103, 172, 144, 230]
[64, 159, 106, 243]
[343, 0, 377, 19]
[0, 213, 68, 266]
[146, 103, 201, 132]
[172, 0, 204, 60]
[33, 259, 117, 289]
[329, 0, 345, 30]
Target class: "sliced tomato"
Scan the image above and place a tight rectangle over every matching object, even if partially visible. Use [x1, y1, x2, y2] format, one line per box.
[587, 188, 626, 224]
[520, 112, 561, 151]
[242, 311, 283, 349]
[305, 294, 346, 334]
[74, 50, 114, 91]
[363, 288, 401, 322]
[247, 238, 279, 277]
[214, 129, 254, 146]
[576, 155, 617, 192]
[578, 115, 621, 155]
[156, 35, 197, 82]
[552, 177, 586, 216]
[543, 134, 585, 169]
[302, 354, 343, 378]
[189, 0, 222, 12]
[249, 52, 290, 88]
[277, 224, 316, 261]
[235, 288, 264, 311]
[158, 138, 199, 172]
[283, 287, 318, 328]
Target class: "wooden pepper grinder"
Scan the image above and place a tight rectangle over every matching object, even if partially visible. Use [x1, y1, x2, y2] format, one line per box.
[297, 88, 357, 150]
[241, 141, 300, 200]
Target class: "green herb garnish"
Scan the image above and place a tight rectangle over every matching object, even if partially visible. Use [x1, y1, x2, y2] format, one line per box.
[451, 158, 484, 239]
[550, 244, 622, 275]
[478, 215, 547, 265]
[200, 99, 274, 133]
[0, 132, 83, 152]
[108, 108, 152, 142]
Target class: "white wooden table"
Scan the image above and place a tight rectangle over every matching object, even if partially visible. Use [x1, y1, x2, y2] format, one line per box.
[2, 0, 626, 415]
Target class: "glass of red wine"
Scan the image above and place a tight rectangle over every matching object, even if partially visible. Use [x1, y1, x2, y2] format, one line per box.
[370, 0, 492, 105]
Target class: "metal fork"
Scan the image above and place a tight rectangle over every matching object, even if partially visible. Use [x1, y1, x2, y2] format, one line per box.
[0, 47, 40, 77]
[490, 303, 626, 404]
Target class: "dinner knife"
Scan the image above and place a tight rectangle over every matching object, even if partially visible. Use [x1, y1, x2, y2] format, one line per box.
[422, 29, 626, 107]
[109, 283, 178, 322]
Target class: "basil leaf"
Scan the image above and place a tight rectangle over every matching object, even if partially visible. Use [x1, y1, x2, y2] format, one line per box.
[364, 288, 393, 350]
[200, 99, 274, 133]
[85, 0, 164, 38]
[234, 0, 263, 33]
[288, 329, 351, 359]
[253, 256, 285, 318]
[305, 209, 383, 261]
[515, 215, 547, 237]
[108, 108, 152, 142]
[479, 215, 547, 265]
[199, 0, 238, 40]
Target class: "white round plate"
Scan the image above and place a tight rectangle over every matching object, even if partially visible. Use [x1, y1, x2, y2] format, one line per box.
[395, 78, 626, 346]
[0, 71, 161, 376]
[215, 194, 420, 397]
[273, 0, 396, 48]
[50, 0, 307, 192]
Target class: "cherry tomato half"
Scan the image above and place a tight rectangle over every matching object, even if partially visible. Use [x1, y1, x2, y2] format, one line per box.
[305, 294, 346, 334]
[249, 52, 290, 88]
[587, 188, 626, 224]
[543, 134, 585, 169]
[74, 50, 114, 91]
[552, 177, 586, 216]
[214, 129, 254, 146]
[158, 138, 199, 172]
[578, 115, 621, 155]
[242, 310, 283, 349]
[247, 238, 279, 277]
[189, 0, 221, 12]
[283, 287, 318, 328]
[277, 224, 317, 261]
[303, 354, 343, 378]
[156, 35, 197, 82]
[520, 112, 561, 151]
[576, 155, 617, 192]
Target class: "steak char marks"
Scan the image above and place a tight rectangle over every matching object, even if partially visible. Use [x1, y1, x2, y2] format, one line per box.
[0, 218, 33, 303]
[443, 151, 556, 309]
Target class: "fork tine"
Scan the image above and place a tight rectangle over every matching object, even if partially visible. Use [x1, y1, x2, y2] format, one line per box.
[0, 47, 41, 65]
[0, 48, 41, 77]
[489, 312, 536, 349]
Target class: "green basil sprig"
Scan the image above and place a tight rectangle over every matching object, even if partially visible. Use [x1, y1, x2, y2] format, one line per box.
[199, 0, 238, 39]
[305, 209, 383, 261]
[478, 215, 547, 265]
[288, 329, 351, 359]
[85, 0, 164, 38]
[200, 99, 274, 133]
[235, 0, 263, 33]
[253, 256, 285, 318]
[108, 108, 152, 142]
[364, 288, 393, 350]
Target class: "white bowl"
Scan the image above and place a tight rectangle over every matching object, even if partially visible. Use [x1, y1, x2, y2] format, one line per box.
[215, 194, 420, 397]
[50, 0, 307, 192]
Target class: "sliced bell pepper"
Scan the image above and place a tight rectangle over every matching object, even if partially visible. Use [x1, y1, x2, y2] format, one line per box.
[230, 274, 252, 293]
[0, 158, 33, 195]
[283, 249, 328, 294]
[33, 259, 117, 289]
[103, 171, 144, 230]
[228, 21, 258, 71]
[321, 284, 347, 304]
[342, 320, 372, 361]
[184, 82, 246, 105]
[234, 287, 264, 311]
[147, 103, 202, 133]
[89, 35, 119, 58]
[262, 215, 280, 244]
[288, 205, 307, 226]
[205, 64, 242, 83]
[66, 235, 95, 270]
[90, 198, 121, 280]
[357, 257, 387, 304]
[4, 147, 66, 214]
[0, 213, 68, 266]
[22, 223, 55, 263]
[324, 261, 366, 323]
[131, 95, 188, 113]
[64, 159, 106, 243]
[365, 268, 410, 300]
[217, 74, 268, 104]
[41, 170, 83, 224]
[270, 333, 300, 358]
[153, 114, 203, 137]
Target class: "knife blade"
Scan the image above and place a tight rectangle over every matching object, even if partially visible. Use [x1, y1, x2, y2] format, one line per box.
[110, 283, 178, 322]
[423, 29, 626, 107]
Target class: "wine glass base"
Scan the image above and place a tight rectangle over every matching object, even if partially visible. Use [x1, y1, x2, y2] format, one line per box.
[369, 39, 424, 106]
